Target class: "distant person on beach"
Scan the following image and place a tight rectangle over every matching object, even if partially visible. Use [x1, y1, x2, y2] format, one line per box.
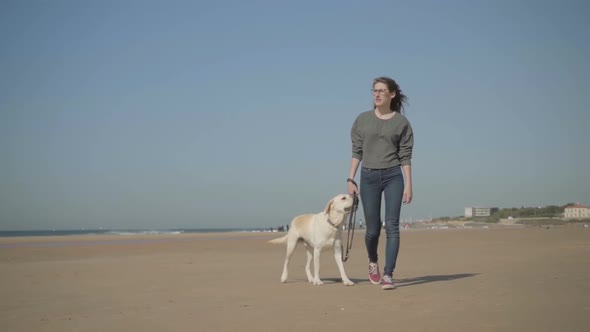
[346, 76, 414, 290]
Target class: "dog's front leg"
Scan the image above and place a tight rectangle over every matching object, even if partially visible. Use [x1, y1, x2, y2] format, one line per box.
[312, 247, 323, 285]
[334, 239, 354, 286]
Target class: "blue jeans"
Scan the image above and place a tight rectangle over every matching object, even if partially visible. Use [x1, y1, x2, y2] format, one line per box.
[360, 166, 405, 277]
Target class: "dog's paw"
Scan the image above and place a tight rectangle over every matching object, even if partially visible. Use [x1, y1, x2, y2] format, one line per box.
[280, 276, 288, 283]
[342, 279, 355, 286]
[312, 279, 324, 286]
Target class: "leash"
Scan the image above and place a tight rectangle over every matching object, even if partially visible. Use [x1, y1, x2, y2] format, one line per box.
[343, 193, 359, 262]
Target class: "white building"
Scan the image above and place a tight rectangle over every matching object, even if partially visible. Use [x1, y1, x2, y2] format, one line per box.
[564, 204, 590, 219]
[464, 207, 498, 218]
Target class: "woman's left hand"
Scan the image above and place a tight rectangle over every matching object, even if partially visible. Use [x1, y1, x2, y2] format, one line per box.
[403, 188, 413, 204]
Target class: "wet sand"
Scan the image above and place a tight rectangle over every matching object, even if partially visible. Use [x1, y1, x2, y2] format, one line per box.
[1, 226, 588, 332]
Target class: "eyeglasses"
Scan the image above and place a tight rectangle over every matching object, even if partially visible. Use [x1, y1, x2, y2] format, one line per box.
[371, 89, 389, 95]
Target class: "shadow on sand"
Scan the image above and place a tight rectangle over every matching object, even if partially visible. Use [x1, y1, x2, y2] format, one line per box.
[394, 273, 479, 287]
[318, 273, 479, 286]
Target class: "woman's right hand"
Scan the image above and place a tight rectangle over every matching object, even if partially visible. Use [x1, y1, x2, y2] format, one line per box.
[347, 182, 358, 196]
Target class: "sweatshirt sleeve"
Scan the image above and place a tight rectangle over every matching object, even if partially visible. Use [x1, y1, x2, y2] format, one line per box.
[398, 121, 414, 166]
[351, 115, 363, 160]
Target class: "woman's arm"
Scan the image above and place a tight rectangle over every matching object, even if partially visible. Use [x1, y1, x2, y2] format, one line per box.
[349, 115, 363, 196]
[402, 164, 412, 204]
[347, 158, 361, 195]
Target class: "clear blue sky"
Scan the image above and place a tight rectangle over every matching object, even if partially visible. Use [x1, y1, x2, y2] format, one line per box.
[1, 0, 588, 230]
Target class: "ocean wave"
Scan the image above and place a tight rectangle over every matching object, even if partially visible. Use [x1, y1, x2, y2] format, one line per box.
[105, 230, 185, 236]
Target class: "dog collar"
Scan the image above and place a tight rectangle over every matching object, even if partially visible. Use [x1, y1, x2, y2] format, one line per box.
[326, 216, 338, 228]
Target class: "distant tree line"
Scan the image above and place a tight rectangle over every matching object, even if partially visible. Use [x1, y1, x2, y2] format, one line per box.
[435, 203, 577, 223]
[487, 204, 571, 221]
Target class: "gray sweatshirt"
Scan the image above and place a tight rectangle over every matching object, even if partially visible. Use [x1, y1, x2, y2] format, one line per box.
[351, 110, 414, 169]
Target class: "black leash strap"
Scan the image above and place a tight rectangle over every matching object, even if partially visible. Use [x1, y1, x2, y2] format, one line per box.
[343, 194, 359, 262]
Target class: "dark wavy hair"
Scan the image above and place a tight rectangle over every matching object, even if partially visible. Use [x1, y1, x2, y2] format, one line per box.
[373, 76, 408, 113]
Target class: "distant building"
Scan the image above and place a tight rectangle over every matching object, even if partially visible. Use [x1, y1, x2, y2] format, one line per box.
[464, 207, 498, 218]
[564, 203, 590, 219]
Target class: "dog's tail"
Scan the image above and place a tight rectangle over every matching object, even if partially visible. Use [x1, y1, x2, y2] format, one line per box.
[268, 234, 288, 245]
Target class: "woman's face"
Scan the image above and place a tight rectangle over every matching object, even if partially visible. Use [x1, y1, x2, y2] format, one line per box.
[372, 82, 395, 109]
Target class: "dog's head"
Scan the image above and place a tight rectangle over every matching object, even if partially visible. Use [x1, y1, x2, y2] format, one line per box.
[324, 194, 355, 216]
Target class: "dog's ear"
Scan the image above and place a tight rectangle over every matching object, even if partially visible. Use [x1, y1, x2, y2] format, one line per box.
[324, 200, 333, 214]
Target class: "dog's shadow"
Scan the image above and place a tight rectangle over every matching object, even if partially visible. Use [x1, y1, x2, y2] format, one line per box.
[321, 273, 479, 286]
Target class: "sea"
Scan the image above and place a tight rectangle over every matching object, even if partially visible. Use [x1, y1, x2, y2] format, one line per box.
[0, 228, 281, 248]
[0, 228, 273, 238]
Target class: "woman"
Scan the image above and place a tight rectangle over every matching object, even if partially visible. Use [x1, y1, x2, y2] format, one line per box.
[347, 76, 414, 290]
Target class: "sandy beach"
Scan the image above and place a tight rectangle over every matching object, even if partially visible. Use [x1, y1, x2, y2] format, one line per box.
[1, 226, 588, 332]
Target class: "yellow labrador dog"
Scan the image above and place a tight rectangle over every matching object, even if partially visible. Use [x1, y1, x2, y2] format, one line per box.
[269, 194, 355, 286]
